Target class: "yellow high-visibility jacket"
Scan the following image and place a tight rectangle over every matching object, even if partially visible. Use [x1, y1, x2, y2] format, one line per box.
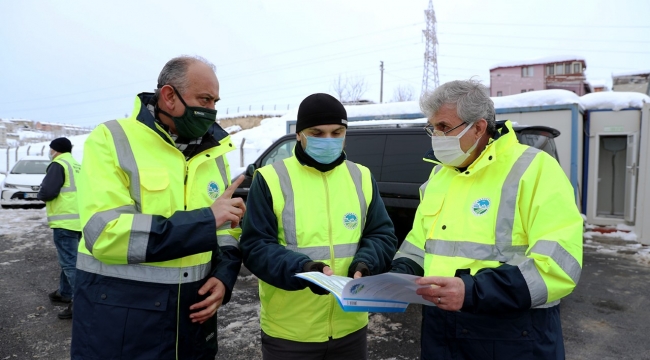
[71, 93, 241, 360]
[394, 121, 583, 310]
[45, 152, 81, 231]
[256, 156, 372, 342]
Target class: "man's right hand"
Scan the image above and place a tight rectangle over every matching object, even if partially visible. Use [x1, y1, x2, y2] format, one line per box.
[302, 261, 333, 295]
[210, 175, 247, 229]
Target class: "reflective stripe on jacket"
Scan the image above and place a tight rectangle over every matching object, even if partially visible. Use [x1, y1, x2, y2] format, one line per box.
[257, 156, 372, 342]
[395, 121, 583, 308]
[46, 152, 81, 230]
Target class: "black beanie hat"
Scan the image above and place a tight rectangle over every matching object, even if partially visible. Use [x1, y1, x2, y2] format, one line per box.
[296, 93, 348, 133]
[50, 137, 72, 153]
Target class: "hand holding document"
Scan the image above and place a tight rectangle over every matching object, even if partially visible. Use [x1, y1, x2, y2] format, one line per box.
[295, 272, 434, 312]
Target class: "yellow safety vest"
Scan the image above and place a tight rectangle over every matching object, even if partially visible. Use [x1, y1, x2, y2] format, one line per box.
[257, 156, 373, 342]
[46, 152, 82, 231]
[76, 95, 239, 285]
[395, 121, 583, 307]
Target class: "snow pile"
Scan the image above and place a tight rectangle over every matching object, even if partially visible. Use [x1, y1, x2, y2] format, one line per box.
[223, 125, 242, 134]
[348, 119, 427, 127]
[584, 230, 638, 242]
[492, 89, 583, 110]
[278, 101, 422, 122]
[580, 92, 650, 111]
[225, 116, 291, 176]
[583, 222, 638, 242]
[218, 109, 288, 120]
[0, 134, 89, 174]
[346, 101, 421, 119]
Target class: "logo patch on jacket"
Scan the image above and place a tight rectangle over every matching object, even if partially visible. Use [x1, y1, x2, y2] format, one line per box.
[472, 198, 491, 216]
[343, 213, 359, 230]
[207, 181, 220, 200]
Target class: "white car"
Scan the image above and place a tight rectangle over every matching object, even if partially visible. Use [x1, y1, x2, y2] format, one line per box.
[1, 155, 50, 209]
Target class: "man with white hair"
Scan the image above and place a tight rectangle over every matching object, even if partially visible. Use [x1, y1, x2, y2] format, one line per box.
[391, 79, 583, 359]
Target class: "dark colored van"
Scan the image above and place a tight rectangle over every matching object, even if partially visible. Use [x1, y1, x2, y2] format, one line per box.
[235, 121, 560, 240]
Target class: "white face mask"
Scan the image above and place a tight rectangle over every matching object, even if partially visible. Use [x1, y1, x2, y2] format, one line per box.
[48, 151, 55, 161]
[430, 122, 479, 167]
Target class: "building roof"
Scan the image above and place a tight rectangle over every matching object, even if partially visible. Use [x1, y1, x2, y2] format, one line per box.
[612, 69, 650, 78]
[490, 55, 587, 71]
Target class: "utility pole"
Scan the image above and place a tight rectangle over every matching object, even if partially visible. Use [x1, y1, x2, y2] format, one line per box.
[380, 61, 384, 103]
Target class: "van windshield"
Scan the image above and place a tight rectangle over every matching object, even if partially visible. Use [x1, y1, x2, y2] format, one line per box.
[11, 160, 50, 174]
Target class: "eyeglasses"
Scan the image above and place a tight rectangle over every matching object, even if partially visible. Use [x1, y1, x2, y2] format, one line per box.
[423, 122, 468, 137]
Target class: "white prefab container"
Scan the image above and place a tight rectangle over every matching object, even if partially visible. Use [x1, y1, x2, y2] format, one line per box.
[634, 103, 650, 245]
[583, 108, 643, 227]
[495, 104, 584, 210]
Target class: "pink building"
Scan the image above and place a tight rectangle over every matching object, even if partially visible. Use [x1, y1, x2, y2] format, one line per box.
[490, 56, 589, 97]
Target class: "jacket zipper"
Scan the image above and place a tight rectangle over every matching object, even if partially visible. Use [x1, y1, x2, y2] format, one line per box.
[322, 172, 335, 338]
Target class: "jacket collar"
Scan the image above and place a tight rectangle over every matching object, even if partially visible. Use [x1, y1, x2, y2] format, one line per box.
[423, 120, 518, 171]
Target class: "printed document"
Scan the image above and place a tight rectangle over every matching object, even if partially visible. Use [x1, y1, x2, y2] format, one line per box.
[295, 272, 434, 312]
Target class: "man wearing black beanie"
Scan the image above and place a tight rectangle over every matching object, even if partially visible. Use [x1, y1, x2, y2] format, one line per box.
[37, 137, 81, 320]
[240, 93, 398, 359]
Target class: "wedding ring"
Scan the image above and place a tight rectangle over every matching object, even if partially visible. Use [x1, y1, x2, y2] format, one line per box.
[437, 297, 441, 304]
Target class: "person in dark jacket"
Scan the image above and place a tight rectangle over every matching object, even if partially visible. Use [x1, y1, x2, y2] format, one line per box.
[37, 137, 82, 319]
[240, 93, 398, 360]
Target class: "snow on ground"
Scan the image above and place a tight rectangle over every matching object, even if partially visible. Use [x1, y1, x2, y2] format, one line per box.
[584, 230, 638, 242]
[0, 207, 50, 254]
[583, 221, 650, 265]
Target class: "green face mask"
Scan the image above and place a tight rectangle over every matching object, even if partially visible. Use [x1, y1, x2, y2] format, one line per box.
[158, 86, 217, 139]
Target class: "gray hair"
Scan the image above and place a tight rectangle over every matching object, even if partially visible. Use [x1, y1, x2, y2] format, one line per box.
[420, 79, 496, 135]
[154, 55, 216, 97]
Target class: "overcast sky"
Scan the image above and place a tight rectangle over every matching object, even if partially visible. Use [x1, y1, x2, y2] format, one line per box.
[1, 0, 648, 127]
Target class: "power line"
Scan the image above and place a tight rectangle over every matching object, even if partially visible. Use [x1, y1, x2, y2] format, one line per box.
[0, 80, 152, 106]
[439, 21, 650, 29]
[438, 31, 650, 44]
[4, 94, 133, 113]
[215, 22, 424, 67]
[444, 41, 650, 55]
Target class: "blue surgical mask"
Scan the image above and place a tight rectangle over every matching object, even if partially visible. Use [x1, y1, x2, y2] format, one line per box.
[301, 133, 345, 164]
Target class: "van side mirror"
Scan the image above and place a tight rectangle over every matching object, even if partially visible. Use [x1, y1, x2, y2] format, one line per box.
[246, 163, 256, 177]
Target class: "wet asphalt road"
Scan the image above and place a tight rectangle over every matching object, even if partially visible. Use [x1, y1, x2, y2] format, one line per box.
[1, 207, 649, 360]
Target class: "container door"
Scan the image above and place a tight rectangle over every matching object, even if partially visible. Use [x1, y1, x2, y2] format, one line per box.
[624, 133, 638, 222]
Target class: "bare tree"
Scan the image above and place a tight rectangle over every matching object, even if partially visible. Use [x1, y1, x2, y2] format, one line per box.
[330, 75, 369, 104]
[346, 76, 368, 103]
[391, 84, 415, 102]
[331, 75, 346, 101]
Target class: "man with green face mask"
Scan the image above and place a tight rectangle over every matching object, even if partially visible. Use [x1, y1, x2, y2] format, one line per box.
[71, 56, 247, 360]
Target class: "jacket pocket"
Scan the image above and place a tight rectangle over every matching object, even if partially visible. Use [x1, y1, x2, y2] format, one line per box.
[88, 279, 173, 359]
[420, 193, 445, 218]
[139, 168, 171, 214]
[140, 168, 170, 192]
[420, 193, 445, 238]
[453, 311, 536, 360]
